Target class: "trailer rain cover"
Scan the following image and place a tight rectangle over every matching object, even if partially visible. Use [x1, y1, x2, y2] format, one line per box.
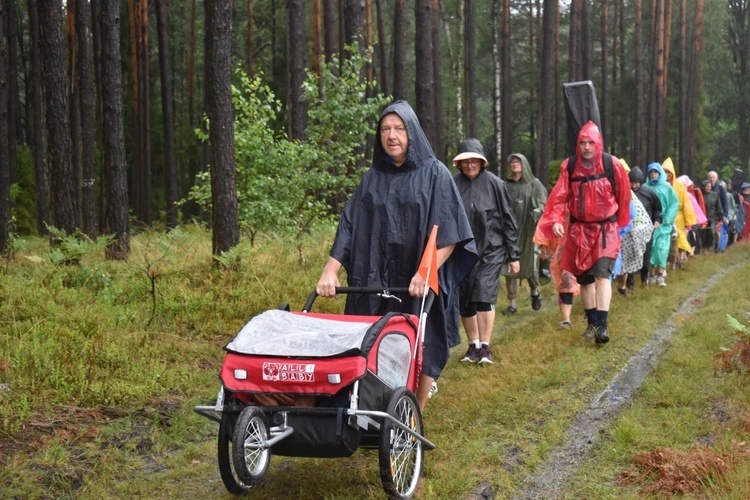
[225, 310, 375, 357]
[563, 80, 602, 157]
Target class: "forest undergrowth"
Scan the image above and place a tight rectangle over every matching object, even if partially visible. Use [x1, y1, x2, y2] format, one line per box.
[2, 225, 750, 498]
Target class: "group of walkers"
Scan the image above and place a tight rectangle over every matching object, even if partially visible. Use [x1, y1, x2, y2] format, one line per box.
[452, 121, 750, 364]
[316, 100, 749, 409]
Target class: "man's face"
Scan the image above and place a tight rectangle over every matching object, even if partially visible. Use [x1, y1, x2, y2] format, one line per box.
[649, 169, 660, 182]
[708, 172, 718, 184]
[459, 159, 483, 179]
[579, 138, 596, 161]
[509, 157, 523, 173]
[380, 114, 408, 166]
[631, 181, 641, 191]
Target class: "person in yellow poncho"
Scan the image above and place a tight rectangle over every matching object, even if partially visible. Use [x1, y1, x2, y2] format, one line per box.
[661, 158, 696, 270]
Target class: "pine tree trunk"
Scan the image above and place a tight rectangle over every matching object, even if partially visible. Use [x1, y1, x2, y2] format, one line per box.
[39, 0, 78, 238]
[634, 0, 644, 168]
[246, 0, 254, 78]
[99, 0, 130, 259]
[205, 0, 239, 257]
[0, 0, 10, 253]
[600, 0, 609, 150]
[501, 0, 511, 177]
[75, 0, 98, 236]
[5, 0, 18, 184]
[323, 0, 337, 65]
[537, 0, 555, 188]
[686, 0, 704, 180]
[415, 0, 435, 146]
[156, 0, 179, 228]
[375, 0, 389, 96]
[432, 0, 444, 162]
[286, 0, 307, 140]
[392, 0, 407, 100]
[28, 0, 49, 235]
[492, 0, 501, 174]
[464, 0, 476, 138]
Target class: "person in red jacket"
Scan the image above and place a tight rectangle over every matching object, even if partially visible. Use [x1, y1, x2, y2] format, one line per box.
[538, 121, 631, 344]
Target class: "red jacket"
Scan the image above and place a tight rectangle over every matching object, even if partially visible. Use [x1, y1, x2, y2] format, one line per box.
[539, 121, 631, 275]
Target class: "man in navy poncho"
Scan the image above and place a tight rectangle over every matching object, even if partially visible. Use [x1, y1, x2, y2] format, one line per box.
[316, 101, 477, 410]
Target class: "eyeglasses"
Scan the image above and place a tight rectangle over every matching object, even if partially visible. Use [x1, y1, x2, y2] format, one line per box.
[380, 126, 406, 135]
[461, 160, 482, 167]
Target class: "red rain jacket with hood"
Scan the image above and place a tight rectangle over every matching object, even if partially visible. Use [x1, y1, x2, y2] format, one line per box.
[539, 121, 632, 275]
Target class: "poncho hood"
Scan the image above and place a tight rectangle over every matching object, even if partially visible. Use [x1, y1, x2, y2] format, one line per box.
[374, 100, 435, 173]
[506, 153, 536, 183]
[677, 175, 693, 188]
[577, 121, 603, 164]
[647, 162, 667, 186]
[629, 166, 646, 184]
[662, 157, 677, 184]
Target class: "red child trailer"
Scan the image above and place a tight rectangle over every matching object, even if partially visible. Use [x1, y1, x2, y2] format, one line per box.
[194, 287, 436, 499]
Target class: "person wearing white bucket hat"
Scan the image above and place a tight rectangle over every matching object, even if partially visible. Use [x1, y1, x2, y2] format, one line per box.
[452, 138, 519, 365]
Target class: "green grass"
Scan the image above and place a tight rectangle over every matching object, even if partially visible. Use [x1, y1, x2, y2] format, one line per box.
[2, 226, 750, 497]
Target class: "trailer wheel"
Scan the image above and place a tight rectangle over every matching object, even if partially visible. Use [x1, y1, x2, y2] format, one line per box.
[379, 387, 424, 499]
[218, 411, 253, 494]
[232, 407, 271, 486]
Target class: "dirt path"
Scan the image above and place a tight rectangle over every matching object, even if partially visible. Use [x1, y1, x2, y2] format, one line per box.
[515, 265, 736, 499]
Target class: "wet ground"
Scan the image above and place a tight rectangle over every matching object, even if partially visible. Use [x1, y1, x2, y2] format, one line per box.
[515, 266, 735, 499]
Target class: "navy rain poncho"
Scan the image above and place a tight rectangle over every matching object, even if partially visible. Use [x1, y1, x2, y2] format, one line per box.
[329, 100, 477, 379]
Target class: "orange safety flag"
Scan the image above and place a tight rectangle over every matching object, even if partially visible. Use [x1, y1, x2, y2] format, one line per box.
[417, 225, 439, 295]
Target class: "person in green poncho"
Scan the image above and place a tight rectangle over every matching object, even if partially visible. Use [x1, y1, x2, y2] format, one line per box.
[502, 153, 548, 314]
[646, 162, 679, 286]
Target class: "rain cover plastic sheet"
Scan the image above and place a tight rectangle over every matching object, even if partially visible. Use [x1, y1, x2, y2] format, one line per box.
[225, 309, 375, 357]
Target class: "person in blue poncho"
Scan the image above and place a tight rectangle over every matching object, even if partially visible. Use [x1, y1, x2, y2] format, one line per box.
[316, 101, 478, 410]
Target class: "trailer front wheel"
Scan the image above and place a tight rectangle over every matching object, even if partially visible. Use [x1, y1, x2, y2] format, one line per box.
[378, 387, 424, 499]
[232, 407, 271, 487]
[218, 411, 253, 494]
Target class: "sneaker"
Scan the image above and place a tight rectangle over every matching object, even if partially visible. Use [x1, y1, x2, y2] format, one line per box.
[428, 381, 438, 398]
[559, 320, 572, 329]
[531, 292, 542, 311]
[582, 323, 597, 339]
[502, 305, 517, 315]
[595, 324, 610, 344]
[657, 275, 666, 287]
[477, 345, 494, 365]
[617, 287, 629, 297]
[460, 345, 479, 363]
[646, 276, 656, 286]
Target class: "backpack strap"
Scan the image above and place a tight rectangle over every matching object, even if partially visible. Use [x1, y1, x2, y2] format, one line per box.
[567, 153, 617, 215]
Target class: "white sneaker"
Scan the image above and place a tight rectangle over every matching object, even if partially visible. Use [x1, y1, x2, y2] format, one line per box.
[657, 275, 666, 287]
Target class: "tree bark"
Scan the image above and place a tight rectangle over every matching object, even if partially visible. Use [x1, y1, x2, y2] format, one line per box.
[205, 0, 239, 257]
[648, 0, 665, 161]
[686, 0, 704, 180]
[286, 0, 307, 140]
[133, 0, 152, 226]
[156, 0, 179, 228]
[375, 0, 389, 96]
[28, 0, 49, 235]
[39, 0, 78, 238]
[492, 0, 501, 174]
[99, 0, 130, 259]
[5, 0, 18, 184]
[67, 2, 82, 229]
[537, 0, 555, 188]
[75, 0, 98, 236]
[323, 0, 337, 65]
[415, 0, 435, 146]
[464, 0, 476, 138]
[246, 0, 254, 78]
[312, 0, 322, 81]
[634, 0, 644, 168]
[432, 0, 444, 162]
[392, 0, 407, 100]
[501, 0, 511, 177]
[678, 0, 688, 175]
[0, 0, 9, 253]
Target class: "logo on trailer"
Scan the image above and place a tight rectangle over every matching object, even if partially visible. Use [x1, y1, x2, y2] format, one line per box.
[262, 362, 315, 382]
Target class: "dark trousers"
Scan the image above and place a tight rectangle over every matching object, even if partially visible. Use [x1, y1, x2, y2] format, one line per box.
[626, 239, 653, 288]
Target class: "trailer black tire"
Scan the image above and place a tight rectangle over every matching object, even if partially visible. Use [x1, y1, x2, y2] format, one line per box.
[218, 411, 253, 494]
[232, 407, 271, 487]
[379, 387, 424, 499]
